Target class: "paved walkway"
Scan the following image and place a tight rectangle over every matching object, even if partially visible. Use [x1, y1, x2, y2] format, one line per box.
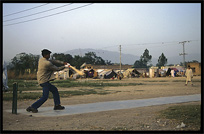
[6, 94, 201, 117]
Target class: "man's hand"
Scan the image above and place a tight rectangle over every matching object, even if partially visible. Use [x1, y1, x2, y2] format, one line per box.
[64, 62, 68, 65]
[65, 63, 70, 68]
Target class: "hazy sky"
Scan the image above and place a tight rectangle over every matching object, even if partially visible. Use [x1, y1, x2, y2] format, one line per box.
[3, 3, 201, 63]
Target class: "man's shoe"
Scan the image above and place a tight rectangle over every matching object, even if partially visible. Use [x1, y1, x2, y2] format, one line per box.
[54, 105, 65, 110]
[26, 106, 38, 113]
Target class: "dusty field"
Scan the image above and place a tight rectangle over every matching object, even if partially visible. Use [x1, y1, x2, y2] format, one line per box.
[3, 76, 201, 131]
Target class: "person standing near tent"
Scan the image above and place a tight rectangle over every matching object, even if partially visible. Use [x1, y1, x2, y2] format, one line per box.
[26, 49, 69, 113]
[171, 69, 175, 77]
[185, 65, 193, 86]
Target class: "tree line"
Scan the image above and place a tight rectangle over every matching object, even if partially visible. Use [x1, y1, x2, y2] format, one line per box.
[8, 51, 112, 76]
[8, 48, 198, 76]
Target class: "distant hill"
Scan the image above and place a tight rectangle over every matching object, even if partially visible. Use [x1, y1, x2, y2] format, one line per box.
[64, 48, 140, 65]
[64, 48, 201, 66]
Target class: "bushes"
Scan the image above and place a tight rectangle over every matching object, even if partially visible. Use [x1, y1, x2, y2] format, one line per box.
[7, 70, 37, 80]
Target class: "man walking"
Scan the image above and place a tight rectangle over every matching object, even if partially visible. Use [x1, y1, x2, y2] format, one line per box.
[26, 49, 68, 113]
[185, 65, 193, 86]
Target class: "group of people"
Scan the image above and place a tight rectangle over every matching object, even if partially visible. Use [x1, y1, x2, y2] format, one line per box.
[3, 49, 195, 113]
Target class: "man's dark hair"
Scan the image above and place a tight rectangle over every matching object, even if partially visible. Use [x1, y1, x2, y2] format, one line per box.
[188, 65, 190, 68]
[42, 49, 51, 57]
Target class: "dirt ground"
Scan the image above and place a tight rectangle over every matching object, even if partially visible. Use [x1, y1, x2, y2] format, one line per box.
[2, 76, 201, 131]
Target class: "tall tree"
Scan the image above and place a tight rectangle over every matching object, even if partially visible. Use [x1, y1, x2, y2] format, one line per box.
[156, 53, 167, 68]
[140, 49, 152, 67]
[133, 49, 152, 68]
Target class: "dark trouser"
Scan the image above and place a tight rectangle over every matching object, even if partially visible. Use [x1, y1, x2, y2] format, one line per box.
[31, 82, 61, 109]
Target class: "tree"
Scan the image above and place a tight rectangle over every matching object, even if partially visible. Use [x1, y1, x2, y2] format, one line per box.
[11, 53, 40, 75]
[71, 55, 85, 69]
[140, 49, 152, 67]
[133, 49, 152, 68]
[133, 59, 145, 68]
[105, 60, 113, 65]
[156, 53, 167, 68]
[51, 53, 73, 66]
[83, 52, 106, 65]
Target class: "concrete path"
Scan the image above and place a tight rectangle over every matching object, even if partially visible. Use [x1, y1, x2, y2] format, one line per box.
[6, 94, 201, 117]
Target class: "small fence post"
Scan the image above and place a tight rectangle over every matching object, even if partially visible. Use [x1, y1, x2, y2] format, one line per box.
[12, 82, 18, 114]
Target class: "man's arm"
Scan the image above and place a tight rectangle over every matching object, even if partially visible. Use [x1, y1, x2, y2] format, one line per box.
[191, 69, 193, 78]
[48, 61, 65, 71]
[49, 60, 66, 65]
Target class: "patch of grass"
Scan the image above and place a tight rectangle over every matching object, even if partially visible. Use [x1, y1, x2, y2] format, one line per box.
[8, 79, 39, 89]
[3, 92, 44, 101]
[146, 80, 168, 82]
[134, 90, 144, 92]
[8, 79, 144, 91]
[160, 105, 201, 129]
[51, 80, 143, 88]
[172, 80, 201, 82]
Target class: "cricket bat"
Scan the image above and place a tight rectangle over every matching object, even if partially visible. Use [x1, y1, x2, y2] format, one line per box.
[69, 65, 85, 76]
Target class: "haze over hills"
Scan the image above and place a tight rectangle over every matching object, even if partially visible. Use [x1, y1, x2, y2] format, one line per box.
[65, 48, 140, 65]
[64, 48, 201, 65]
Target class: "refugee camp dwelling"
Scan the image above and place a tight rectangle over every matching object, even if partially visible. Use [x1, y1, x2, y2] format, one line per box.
[123, 68, 140, 78]
[96, 69, 116, 79]
[186, 62, 201, 76]
[54, 68, 73, 79]
[149, 66, 159, 78]
[161, 65, 185, 77]
[82, 64, 93, 69]
[135, 68, 149, 77]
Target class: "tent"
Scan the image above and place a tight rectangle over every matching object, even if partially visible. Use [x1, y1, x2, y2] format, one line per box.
[98, 69, 117, 79]
[54, 68, 74, 79]
[104, 70, 117, 79]
[123, 68, 140, 78]
[88, 69, 94, 78]
[166, 68, 171, 76]
[159, 69, 166, 77]
[98, 69, 110, 79]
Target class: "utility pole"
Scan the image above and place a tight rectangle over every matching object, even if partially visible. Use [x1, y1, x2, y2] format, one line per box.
[119, 45, 122, 74]
[179, 41, 190, 68]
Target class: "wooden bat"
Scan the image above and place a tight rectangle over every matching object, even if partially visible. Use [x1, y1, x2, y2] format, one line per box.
[69, 65, 85, 76]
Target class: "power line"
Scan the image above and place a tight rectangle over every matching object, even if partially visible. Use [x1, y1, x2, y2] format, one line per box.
[123, 40, 198, 47]
[124, 41, 180, 47]
[3, 3, 94, 27]
[4, 3, 73, 22]
[97, 40, 198, 50]
[3, 3, 49, 17]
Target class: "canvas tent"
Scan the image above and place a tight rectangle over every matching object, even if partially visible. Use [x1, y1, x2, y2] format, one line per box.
[104, 70, 117, 79]
[54, 68, 74, 79]
[98, 69, 117, 79]
[158, 69, 166, 77]
[123, 68, 140, 78]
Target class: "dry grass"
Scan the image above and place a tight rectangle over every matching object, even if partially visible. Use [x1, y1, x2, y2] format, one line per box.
[7, 70, 37, 80]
